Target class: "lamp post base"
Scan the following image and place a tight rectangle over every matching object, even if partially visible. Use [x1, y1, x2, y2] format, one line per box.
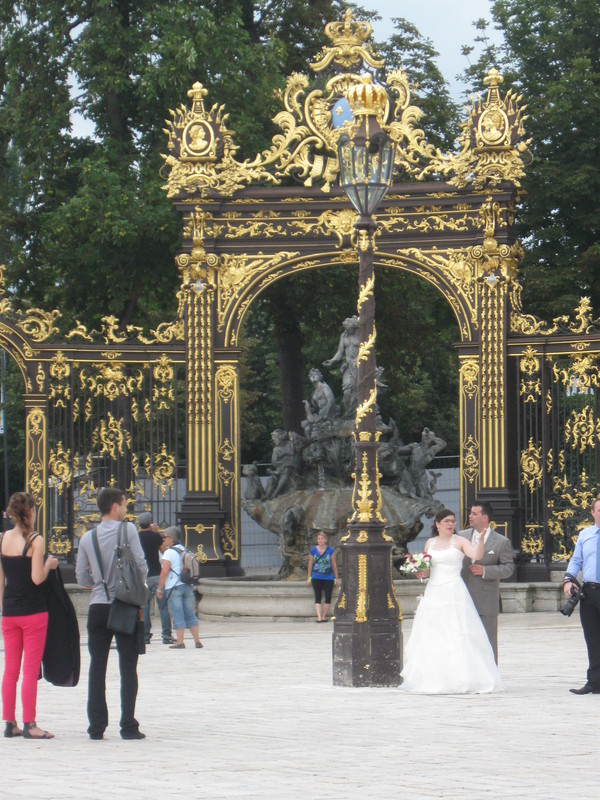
[333, 616, 402, 687]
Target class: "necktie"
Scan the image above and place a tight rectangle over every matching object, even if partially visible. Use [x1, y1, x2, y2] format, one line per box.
[596, 528, 600, 582]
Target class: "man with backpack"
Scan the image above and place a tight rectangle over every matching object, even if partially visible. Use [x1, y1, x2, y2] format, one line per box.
[156, 526, 203, 649]
[76, 487, 147, 740]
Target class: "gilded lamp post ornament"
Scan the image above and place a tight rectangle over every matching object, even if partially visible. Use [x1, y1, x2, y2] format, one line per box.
[333, 74, 402, 688]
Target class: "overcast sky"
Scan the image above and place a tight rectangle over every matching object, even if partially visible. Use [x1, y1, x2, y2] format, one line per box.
[359, 0, 503, 98]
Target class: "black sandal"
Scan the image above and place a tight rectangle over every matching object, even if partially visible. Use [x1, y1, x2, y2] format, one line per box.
[4, 721, 22, 738]
[23, 722, 54, 739]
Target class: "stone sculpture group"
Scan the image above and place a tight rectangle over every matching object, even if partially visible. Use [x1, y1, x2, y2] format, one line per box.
[243, 318, 446, 578]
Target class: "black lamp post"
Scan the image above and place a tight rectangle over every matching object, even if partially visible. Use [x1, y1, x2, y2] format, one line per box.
[332, 75, 402, 687]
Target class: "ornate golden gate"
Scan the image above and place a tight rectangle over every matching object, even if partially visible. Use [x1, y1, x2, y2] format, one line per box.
[1, 12, 598, 577]
[161, 13, 532, 573]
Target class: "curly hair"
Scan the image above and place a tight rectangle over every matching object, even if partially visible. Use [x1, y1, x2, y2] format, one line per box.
[6, 492, 36, 540]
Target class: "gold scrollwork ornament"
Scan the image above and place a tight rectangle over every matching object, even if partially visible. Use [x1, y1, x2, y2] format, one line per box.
[520, 438, 543, 493]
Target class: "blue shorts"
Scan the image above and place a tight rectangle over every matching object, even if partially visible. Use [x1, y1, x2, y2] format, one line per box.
[166, 583, 198, 630]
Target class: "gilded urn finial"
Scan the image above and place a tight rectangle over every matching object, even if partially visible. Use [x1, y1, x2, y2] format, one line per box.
[187, 82, 208, 113]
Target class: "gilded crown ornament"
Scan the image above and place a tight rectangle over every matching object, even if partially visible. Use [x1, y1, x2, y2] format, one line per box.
[162, 81, 274, 198]
[346, 74, 388, 121]
[312, 9, 383, 71]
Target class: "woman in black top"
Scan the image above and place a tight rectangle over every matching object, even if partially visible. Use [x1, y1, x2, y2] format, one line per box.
[0, 492, 58, 738]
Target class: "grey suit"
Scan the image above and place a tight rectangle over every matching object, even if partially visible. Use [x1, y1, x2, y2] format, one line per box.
[458, 527, 514, 662]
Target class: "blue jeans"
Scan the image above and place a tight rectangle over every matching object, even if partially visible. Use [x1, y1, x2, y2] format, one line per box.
[167, 584, 198, 630]
[142, 575, 172, 640]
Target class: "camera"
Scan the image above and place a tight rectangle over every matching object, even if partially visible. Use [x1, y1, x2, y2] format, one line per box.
[560, 580, 585, 617]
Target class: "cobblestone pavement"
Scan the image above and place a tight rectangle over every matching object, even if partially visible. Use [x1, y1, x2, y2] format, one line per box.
[0, 611, 595, 799]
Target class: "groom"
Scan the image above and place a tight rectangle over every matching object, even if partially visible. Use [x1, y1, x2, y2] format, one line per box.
[459, 501, 514, 662]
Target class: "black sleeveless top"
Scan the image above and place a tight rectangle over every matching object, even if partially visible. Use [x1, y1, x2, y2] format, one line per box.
[0, 534, 47, 616]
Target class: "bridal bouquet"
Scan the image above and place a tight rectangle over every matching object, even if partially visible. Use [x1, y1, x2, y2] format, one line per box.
[400, 552, 432, 579]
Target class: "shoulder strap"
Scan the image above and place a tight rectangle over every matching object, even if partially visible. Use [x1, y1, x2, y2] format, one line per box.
[90, 528, 111, 602]
[22, 532, 41, 557]
[0, 531, 4, 555]
[115, 520, 128, 550]
[170, 544, 185, 577]
[313, 552, 330, 567]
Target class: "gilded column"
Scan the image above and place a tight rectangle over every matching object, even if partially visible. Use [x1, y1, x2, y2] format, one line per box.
[176, 248, 227, 574]
[458, 354, 481, 520]
[479, 275, 506, 491]
[184, 283, 214, 495]
[24, 396, 48, 537]
[214, 357, 240, 564]
[471, 230, 522, 543]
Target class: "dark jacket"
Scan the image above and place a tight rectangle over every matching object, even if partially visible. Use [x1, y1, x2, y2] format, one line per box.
[42, 567, 81, 687]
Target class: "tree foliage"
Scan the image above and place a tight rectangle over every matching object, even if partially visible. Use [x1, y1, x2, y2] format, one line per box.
[0, 0, 342, 328]
[0, 353, 25, 508]
[460, 0, 600, 319]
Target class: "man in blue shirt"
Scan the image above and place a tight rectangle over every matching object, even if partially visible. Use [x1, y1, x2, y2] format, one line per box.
[564, 498, 600, 694]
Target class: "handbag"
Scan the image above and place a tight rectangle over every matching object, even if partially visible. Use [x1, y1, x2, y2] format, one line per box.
[91, 527, 145, 641]
[113, 521, 150, 607]
[107, 598, 139, 635]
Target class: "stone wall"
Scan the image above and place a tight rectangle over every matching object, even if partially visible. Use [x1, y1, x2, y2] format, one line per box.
[65, 579, 565, 620]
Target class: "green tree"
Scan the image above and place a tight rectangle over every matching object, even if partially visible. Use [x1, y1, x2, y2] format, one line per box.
[375, 270, 460, 453]
[0, 352, 26, 510]
[240, 265, 359, 461]
[460, 1, 600, 319]
[0, 0, 339, 328]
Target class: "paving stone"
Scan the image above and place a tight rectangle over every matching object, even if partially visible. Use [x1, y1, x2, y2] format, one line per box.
[0, 611, 595, 799]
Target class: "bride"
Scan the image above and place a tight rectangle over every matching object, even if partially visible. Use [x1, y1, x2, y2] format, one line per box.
[400, 508, 503, 694]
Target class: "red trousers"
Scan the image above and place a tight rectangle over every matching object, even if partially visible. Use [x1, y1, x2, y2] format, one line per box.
[2, 612, 48, 723]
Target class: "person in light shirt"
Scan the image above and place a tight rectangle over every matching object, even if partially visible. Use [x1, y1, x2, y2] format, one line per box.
[563, 498, 600, 695]
[458, 501, 514, 663]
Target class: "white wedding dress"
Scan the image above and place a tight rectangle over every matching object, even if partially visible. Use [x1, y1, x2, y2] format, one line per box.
[400, 537, 503, 694]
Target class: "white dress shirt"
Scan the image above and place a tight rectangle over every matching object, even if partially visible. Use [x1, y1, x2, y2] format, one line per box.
[470, 526, 491, 574]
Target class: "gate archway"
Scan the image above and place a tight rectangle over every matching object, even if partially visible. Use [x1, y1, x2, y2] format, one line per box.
[162, 12, 530, 572]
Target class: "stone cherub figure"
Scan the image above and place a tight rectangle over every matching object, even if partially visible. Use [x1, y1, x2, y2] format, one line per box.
[398, 427, 446, 499]
[301, 368, 337, 439]
[323, 315, 359, 416]
[242, 462, 264, 501]
[264, 429, 301, 500]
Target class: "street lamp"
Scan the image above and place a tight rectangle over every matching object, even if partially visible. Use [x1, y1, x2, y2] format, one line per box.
[332, 75, 402, 687]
